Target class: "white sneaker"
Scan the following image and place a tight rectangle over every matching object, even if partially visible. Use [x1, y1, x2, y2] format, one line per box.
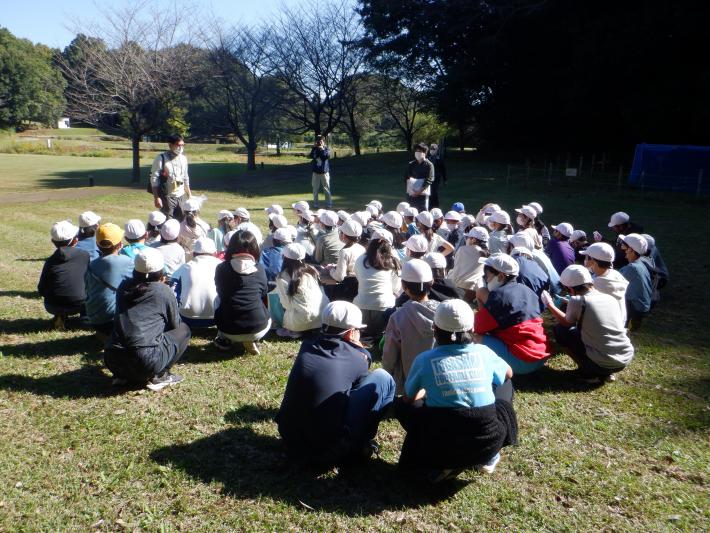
[477, 452, 501, 474]
[243, 342, 260, 355]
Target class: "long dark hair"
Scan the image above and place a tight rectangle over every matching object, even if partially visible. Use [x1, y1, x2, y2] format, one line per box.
[417, 223, 434, 243]
[282, 257, 319, 296]
[185, 210, 198, 229]
[386, 224, 406, 249]
[364, 238, 399, 272]
[470, 240, 490, 257]
[225, 230, 260, 260]
[534, 217, 546, 235]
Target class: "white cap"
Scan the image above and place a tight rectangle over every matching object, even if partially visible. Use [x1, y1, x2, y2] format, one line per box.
[515, 205, 537, 220]
[465, 226, 489, 242]
[217, 209, 234, 221]
[50, 220, 78, 241]
[233, 207, 250, 220]
[405, 234, 428, 253]
[510, 246, 533, 258]
[608, 211, 630, 228]
[339, 219, 363, 238]
[184, 198, 202, 212]
[298, 210, 314, 222]
[551, 222, 574, 238]
[434, 299, 474, 333]
[508, 231, 536, 251]
[223, 229, 237, 247]
[286, 225, 298, 241]
[396, 201, 410, 214]
[273, 227, 293, 243]
[479, 253, 520, 276]
[416, 211, 434, 228]
[315, 209, 326, 218]
[641, 233, 656, 247]
[292, 200, 310, 213]
[580, 242, 615, 262]
[319, 210, 339, 227]
[322, 301, 367, 330]
[282, 242, 306, 260]
[269, 214, 288, 229]
[381, 211, 403, 230]
[401, 258, 433, 283]
[265, 204, 284, 215]
[337, 210, 351, 222]
[489, 210, 511, 225]
[148, 211, 167, 227]
[78, 211, 101, 228]
[365, 204, 379, 217]
[134, 247, 165, 274]
[403, 206, 419, 218]
[351, 211, 371, 227]
[560, 264, 593, 287]
[483, 203, 501, 215]
[370, 227, 393, 244]
[424, 252, 447, 269]
[459, 214, 475, 229]
[430, 208, 444, 220]
[160, 219, 180, 241]
[193, 237, 217, 254]
[443, 210, 462, 222]
[570, 230, 587, 242]
[367, 200, 383, 211]
[124, 219, 146, 240]
[619, 233, 648, 255]
[528, 202, 543, 215]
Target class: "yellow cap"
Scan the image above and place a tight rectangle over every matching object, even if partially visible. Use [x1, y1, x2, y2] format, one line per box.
[96, 223, 124, 247]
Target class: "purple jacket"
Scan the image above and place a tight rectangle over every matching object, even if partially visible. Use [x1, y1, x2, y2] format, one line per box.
[546, 238, 576, 275]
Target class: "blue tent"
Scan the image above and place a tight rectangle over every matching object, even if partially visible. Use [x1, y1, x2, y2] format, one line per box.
[629, 144, 710, 194]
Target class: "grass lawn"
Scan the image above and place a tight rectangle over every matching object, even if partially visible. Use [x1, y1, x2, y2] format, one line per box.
[0, 150, 708, 530]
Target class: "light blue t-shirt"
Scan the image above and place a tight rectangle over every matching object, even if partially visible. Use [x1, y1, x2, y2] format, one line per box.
[619, 260, 652, 313]
[120, 242, 147, 260]
[405, 343, 509, 408]
[76, 237, 99, 261]
[84, 254, 135, 325]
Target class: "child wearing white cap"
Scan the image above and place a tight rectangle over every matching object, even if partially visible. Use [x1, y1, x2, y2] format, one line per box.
[380, 211, 407, 261]
[314, 210, 345, 265]
[416, 211, 455, 256]
[528, 201, 550, 248]
[545, 222, 576, 275]
[121, 219, 148, 260]
[105, 247, 190, 390]
[618, 234, 652, 329]
[323, 219, 365, 302]
[447, 226, 490, 302]
[208, 210, 235, 253]
[276, 243, 329, 338]
[155, 219, 186, 281]
[542, 265, 634, 382]
[594, 211, 645, 269]
[353, 229, 402, 341]
[38, 220, 90, 329]
[146, 211, 167, 245]
[403, 207, 419, 237]
[487, 210, 513, 255]
[294, 210, 318, 257]
[233, 207, 264, 245]
[382, 259, 439, 393]
[514, 205, 543, 250]
[179, 200, 211, 257]
[170, 237, 222, 328]
[76, 211, 101, 260]
[569, 229, 588, 263]
[259, 227, 292, 288]
[396, 299, 517, 481]
[580, 243, 628, 323]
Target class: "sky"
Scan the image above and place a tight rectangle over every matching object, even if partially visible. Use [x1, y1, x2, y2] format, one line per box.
[1, 0, 321, 49]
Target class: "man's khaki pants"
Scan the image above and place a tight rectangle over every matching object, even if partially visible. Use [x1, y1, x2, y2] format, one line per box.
[312, 172, 332, 208]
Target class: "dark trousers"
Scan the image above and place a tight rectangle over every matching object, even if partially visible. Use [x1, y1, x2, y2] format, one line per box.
[44, 302, 85, 317]
[553, 324, 618, 377]
[429, 180, 441, 209]
[161, 194, 185, 221]
[104, 322, 191, 382]
[408, 195, 428, 212]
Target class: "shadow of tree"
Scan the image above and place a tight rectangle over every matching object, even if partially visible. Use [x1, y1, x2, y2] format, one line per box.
[512, 366, 605, 393]
[1, 333, 104, 358]
[0, 364, 124, 399]
[150, 405, 466, 515]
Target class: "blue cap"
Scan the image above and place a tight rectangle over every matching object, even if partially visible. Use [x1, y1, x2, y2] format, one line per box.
[452, 202, 465, 213]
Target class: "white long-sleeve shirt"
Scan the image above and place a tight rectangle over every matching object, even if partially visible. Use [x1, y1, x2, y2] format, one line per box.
[150, 151, 189, 197]
[353, 255, 402, 311]
[171, 254, 221, 319]
[331, 243, 365, 282]
[276, 271, 329, 332]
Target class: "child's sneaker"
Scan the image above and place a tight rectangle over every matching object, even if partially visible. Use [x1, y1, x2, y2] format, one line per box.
[146, 371, 182, 391]
[51, 314, 66, 330]
[212, 335, 232, 351]
[476, 452, 501, 474]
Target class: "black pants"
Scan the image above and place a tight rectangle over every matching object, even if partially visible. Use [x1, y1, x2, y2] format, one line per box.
[429, 180, 441, 209]
[104, 323, 191, 382]
[160, 194, 186, 221]
[553, 324, 619, 377]
[408, 195, 428, 212]
[44, 302, 85, 317]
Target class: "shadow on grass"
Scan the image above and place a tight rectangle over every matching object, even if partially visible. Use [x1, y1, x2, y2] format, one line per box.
[0, 290, 42, 299]
[1, 333, 104, 358]
[0, 364, 123, 399]
[151, 405, 466, 515]
[512, 366, 605, 393]
[15, 258, 46, 263]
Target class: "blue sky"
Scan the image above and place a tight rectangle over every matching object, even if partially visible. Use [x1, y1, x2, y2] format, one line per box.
[1, 0, 323, 49]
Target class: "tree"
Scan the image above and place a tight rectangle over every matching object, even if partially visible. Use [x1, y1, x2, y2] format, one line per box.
[338, 73, 381, 155]
[268, 0, 366, 138]
[200, 23, 283, 170]
[0, 28, 66, 128]
[59, 7, 199, 182]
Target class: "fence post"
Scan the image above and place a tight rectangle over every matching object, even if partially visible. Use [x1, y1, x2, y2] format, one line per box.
[506, 165, 510, 188]
[697, 169, 704, 198]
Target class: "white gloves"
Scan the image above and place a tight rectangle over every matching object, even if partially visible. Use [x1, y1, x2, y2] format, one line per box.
[541, 290, 553, 308]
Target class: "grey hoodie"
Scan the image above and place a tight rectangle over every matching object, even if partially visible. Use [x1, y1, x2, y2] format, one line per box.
[383, 299, 440, 394]
[593, 268, 629, 324]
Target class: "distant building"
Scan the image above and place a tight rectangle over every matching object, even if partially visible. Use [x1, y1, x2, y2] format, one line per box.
[57, 117, 70, 129]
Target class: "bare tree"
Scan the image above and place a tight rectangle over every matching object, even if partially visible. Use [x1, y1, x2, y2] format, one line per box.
[338, 73, 380, 155]
[60, 4, 199, 182]
[374, 72, 432, 152]
[200, 22, 283, 170]
[268, 0, 366, 137]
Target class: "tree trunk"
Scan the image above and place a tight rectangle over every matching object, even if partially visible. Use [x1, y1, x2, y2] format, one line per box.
[276, 135, 281, 156]
[352, 132, 361, 156]
[131, 135, 141, 183]
[247, 142, 257, 170]
[405, 132, 413, 153]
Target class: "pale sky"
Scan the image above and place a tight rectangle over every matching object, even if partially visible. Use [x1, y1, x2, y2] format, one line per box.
[0, 0, 340, 49]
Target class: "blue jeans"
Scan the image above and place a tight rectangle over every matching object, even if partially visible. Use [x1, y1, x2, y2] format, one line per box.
[481, 335, 547, 375]
[345, 369, 395, 448]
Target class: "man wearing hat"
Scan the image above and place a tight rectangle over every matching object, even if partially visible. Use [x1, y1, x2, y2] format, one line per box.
[76, 211, 101, 260]
[84, 223, 135, 337]
[38, 221, 90, 329]
[150, 134, 192, 221]
[542, 265, 634, 382]
[314, 210, 345, 265]
[277, 301, 395, 466]
[545, 222, 576, 275]
[170, 237, 221, 328]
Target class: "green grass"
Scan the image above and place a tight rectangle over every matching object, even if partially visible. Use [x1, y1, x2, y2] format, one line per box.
[0, 147, 708, 531]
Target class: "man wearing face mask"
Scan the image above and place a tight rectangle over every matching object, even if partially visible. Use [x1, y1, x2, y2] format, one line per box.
[150, 134, 192, 222]
[405, 143, 435, 212]
[427, 143, 447, 208]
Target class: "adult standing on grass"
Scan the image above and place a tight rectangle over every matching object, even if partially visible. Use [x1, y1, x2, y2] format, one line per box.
[310, 135, 332, 209]
[150, 134, 192, 221]
[405, 143, 434, 212]
[427, 143, 447, 209]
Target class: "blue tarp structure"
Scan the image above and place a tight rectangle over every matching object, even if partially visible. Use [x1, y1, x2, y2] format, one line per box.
[629, 144, 710, 194]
